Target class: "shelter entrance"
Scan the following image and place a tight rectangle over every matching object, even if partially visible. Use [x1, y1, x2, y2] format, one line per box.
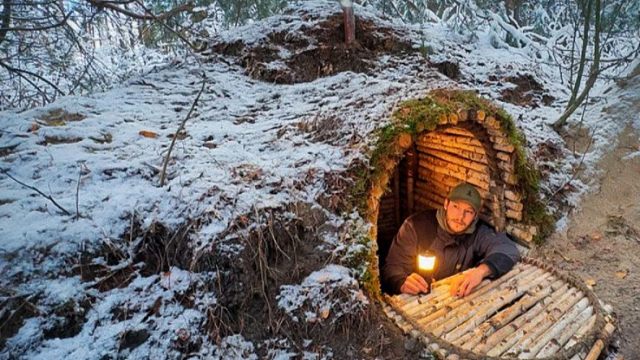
[374, 118, 531, 284]
[366, 91, 613, 359]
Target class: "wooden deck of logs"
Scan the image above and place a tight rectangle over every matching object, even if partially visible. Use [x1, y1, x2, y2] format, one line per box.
[383, 259, 614, 359]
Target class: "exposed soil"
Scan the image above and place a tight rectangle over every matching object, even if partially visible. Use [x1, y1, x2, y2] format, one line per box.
[498, 73, 555, 107]
[433, 60, 461, 80]
[532, 125, 640, 358]
[209, 14, 417, 84]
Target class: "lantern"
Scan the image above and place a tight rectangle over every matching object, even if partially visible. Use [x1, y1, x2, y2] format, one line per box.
[417, 251, 437, 290]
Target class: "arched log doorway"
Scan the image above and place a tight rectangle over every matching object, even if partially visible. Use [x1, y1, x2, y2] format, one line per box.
[364, 90, 551, 293]
[364, 90, 611, 359]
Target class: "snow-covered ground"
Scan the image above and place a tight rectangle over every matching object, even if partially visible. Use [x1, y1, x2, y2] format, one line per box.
[0, 1, 636, 358]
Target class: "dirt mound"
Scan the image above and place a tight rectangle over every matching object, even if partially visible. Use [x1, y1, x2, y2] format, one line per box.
[209, 14, 415, 84]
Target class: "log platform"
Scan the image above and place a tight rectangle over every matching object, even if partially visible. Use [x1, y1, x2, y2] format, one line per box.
[383, 258, 614, 360]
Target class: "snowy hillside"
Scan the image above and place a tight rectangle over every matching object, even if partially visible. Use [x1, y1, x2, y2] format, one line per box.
[0, 1, 634, 358]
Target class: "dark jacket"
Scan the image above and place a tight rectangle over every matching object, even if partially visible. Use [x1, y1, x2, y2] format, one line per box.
[382, 210, 521, 294]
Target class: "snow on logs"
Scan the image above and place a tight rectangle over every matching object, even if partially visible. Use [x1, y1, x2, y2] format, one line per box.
[383, 259, 613, 359]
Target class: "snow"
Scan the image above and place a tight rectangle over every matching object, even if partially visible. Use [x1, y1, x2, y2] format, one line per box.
[1, 0, 637, 358]
[277, 264, 368, 323]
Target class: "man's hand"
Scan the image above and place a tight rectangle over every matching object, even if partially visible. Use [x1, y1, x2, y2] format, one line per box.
[450, 264, 493, 297]
[400, 273, 430, 295]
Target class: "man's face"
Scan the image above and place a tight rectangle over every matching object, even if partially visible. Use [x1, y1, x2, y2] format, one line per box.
[444, 199, 477, 233]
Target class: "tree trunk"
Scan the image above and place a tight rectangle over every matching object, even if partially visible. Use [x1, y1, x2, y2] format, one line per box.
[0, 0, 11, 46]
[341, 0, 355, 46]
[553, 0, 602, 130]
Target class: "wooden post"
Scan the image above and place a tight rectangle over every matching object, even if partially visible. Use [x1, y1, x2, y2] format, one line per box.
[394, 167, 401, 228]
[340, 0, 355, 46]
[406, 146, 418, 214]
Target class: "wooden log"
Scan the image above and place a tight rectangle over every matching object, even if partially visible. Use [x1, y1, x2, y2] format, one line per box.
[583, 322, 616, 360]
[421, 131, 484, 148]
[458, 279, 563, 350]
[474, 283, 571, 354]
[506, 224, 535, 244]
[536, 305, 594, 357]
[418, 148, 490, 174]
[484, 116, 501, 130]
[417, 163, 490, 191]
[504, 189, 522, 202]
[421, 167, 491, 191]
[496, 152, 512, 162]
[563, 314, 596, 349]
[415, 196, 442, 211]
[497, 160, 514, 173]
[442, 127, 474, 137]
[416, 143, 488, 164]
[456, 109, 469, 122]
[503, 172, 518, 185]
[506, 200, 524, 212]
[494, 142, 515, 153]
[416, 136, 484, 154]
[489, 278, 563, 329]
[403, 287, 451, 315]
[495, 289, 584, 357]
[490, 135, 512, 147]
[394, 168, 401, 227]
[414, 189, 445, 208]
[379, 156, 396, 172]
[434, 268, 547, 337]
[371, 184, 384, 199]
[448, 113, 459, 125]
[473, 109, 486, 122]
[397, 132, 413, 150]
[418, 264, 529, 328]
[431, 266, 543, 331]
[409, 287, 462, 319]
[406, 147, 417, 213]
[506, 209, 523, 221]
[441, 271, 553, 342]
[519, 298, 590, 358]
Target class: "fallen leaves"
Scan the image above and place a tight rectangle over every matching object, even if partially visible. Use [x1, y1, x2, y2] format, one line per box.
[615, 269, 629, 279]
[585, 278, 597, 288]
[139, 130, 158, 138]
[590, 230, 603, 241]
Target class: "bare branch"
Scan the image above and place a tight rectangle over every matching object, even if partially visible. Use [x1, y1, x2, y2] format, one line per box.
[0, 0, 11, 46]
[1, 170, 72, 216]
[0, 10, 71, 32]
[86, 0, 193, 21]
[133, 0, 198, 51]
[0, 59, 65, 96]
[159, 75, 206, 187]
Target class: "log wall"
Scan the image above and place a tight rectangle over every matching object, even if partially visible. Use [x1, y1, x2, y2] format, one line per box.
[374, 109, 537, 253]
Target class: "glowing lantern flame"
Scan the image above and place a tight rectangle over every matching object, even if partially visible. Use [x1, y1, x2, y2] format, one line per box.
[418, 254, 436, 272]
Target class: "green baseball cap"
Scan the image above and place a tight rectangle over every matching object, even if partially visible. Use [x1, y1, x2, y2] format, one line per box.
[447, 182, 482, 212]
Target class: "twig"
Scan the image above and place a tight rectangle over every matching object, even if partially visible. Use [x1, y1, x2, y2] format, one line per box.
[545, 128, 595, 204]
[159, 75, 206, 187]
[75, 163, 83, 219]
[1, 170, 71, 215]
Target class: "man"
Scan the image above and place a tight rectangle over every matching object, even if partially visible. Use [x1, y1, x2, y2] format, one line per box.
[382, 182, 520, 297]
